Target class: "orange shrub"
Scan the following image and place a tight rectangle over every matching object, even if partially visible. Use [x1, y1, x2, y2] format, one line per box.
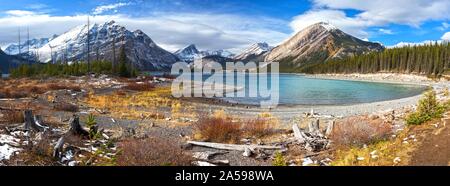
[330, 116, 392, 147]
[194, 117, 242, 143]
[116, 138, 192, 166]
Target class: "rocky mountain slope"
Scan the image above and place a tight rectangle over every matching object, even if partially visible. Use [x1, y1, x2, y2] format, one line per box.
[265, 22, 384, 68]
[234, 42, 272, 62]
[35, 20, 179, 70]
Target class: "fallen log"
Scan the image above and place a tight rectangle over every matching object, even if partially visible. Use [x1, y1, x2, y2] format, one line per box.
[187, 141, 283, 151]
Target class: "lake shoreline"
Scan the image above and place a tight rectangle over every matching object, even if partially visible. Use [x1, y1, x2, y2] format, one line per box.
[185, 73, 448, 123]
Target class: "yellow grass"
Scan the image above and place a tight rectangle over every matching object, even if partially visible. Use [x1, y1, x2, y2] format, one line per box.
[331, 118, 442, 166]
[84, 87, 195, 121]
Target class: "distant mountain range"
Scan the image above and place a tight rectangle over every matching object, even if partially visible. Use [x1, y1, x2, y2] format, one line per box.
[174, 44, 234, 63]
[5, 21, 179, 71]
[4, 35, 58, 55]
[2, 21, 386, 72]
[265, 22, 384, 69]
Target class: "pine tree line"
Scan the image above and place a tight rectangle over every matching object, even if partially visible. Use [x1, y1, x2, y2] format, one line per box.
[301, 42, 450, 77]
[10, 46, 138, 78]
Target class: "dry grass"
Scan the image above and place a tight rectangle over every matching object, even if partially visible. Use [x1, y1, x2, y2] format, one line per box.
[0, 79, 81, 98]
[85, 87, 188, 120]
[53, 102, 79, 112]
[194, 116, 242, 143]
[0, 110, 25, 124]
[116, 138, 192, 166]
[330, 115, 392, 147]
[7, 134, 58, 166]
[331, 124, 422, 166]
[194, 111, 275, 143]
[122, 82, 155, 91]
[242, 118, 272, 138]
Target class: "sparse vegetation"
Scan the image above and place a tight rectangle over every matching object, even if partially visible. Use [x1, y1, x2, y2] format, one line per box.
[116, 138, 192, 166]
[85, 113, 100, 140]
[272, 151, 287, 166]
[53, 102, 79, 112]
[194, 111, 275, 143]
[0, 79, 81, 98]
[406, 91, 446, 125]
[330, 116, 392, 147]
[0, 110, 25, 124]
[122, 82, 155, 91]
[85, 87, 183, 120]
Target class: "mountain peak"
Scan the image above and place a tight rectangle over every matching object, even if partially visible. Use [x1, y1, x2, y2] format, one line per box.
[307, 22, 338, 32]
[265, 22, 384, 66]
[234, 42, 272, 62]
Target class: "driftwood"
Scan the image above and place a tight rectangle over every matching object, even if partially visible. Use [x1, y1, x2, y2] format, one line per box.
[68, 115, 89, 137]
[325, 120, 335, 136]
[308, 119, 321, 135]
[53, 136, 65, 158]
[292, 124, 306, 144]
[23, 110, 48, 132]
[187, 141, 283, 151]
[292, 119, 330, 152]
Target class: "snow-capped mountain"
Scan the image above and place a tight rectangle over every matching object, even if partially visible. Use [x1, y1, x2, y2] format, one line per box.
[201, 49, 234, 58]
[175, 44, 234, 62]
[4, 36, 57, 55]
[37, 20, 179, 70]
[234, 42, 272, 62]
[265, 22, 384, 67]
[174, 44, 202, 62]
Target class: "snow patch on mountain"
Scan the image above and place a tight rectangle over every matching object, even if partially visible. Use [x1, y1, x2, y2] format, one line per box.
[234, 42, 272, 62]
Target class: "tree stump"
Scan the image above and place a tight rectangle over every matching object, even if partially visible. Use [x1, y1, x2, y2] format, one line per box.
[68, 115, 89, 137]
[23, 110, 47, 132]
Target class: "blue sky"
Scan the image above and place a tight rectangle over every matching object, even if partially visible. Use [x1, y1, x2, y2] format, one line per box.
[0, 0, 449, 52]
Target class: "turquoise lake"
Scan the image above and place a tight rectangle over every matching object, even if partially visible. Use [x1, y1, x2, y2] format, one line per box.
[217, 74, 428, 106]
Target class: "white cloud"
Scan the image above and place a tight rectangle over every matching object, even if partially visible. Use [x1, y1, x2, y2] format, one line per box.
[389, 40, 442, 48]
[378, 28, 394, 35]
[312, 0, 450, 26]
[442, 32, 450, 40]
[290, 9, 369, 38]
[5, 10, 35, 16]
[0, 11, 289, 53]
[438, 22, 450, 30]
[93, 3, 131, 15]
[290, 0, 450, 39]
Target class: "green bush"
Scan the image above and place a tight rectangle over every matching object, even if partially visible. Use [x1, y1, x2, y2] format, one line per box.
[406, 91, 446, 125]
[272, 151, 287, 166]
[85, 113, 100, 140]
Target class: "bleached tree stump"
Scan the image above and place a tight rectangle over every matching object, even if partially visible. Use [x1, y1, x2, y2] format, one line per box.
[68, 115, 89, 137]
